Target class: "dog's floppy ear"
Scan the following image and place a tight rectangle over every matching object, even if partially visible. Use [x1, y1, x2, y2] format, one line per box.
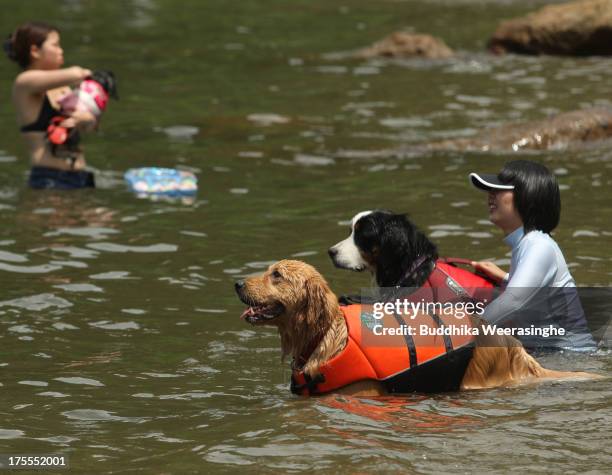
[296, 276, 338, 333]
[375, 215, 410, 287]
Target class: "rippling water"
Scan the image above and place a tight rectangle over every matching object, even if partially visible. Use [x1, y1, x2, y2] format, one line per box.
[0, 0, 611, 473]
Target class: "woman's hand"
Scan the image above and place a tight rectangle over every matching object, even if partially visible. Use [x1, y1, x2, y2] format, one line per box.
[60, 109, 96, 132]
[470, 260, 508, 284]
[68, 66, 92, 82]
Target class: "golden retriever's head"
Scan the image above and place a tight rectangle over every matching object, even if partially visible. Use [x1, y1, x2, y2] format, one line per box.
[234, 259, 339, 331]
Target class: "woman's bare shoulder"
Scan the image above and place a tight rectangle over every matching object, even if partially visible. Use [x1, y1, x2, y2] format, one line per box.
[14, 69, 38, 84]
[12, 72, 38, 102]
[13, 70, 42, 94]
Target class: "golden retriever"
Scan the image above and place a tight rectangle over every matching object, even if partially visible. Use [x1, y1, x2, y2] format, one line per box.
[235, 260, 598, 396]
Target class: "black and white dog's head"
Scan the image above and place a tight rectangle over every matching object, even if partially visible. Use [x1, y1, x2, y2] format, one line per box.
[328, 210, 438, 288]
[327, 210, 374, 272]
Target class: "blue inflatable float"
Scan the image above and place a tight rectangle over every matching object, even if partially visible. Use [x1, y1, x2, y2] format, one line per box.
[124, 167, 198, 196]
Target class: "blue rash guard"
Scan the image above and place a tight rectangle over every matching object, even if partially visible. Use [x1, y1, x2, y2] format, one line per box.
[483, 226, 596, 351]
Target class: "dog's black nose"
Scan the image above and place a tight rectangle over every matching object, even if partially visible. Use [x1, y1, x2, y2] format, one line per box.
[235, 280, 245, 293]
[328, 247, 338, 259]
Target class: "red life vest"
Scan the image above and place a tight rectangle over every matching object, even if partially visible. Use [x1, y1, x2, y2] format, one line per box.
[291, 259, 493, 395]
[418, 258, 495, 305]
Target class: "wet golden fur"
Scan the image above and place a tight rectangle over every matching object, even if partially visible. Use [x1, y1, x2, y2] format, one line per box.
[237, 259, 598, 396]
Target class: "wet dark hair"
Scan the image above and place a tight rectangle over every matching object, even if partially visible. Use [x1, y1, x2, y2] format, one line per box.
[4, 21, 58, 69]
[498, 160, 561, 234]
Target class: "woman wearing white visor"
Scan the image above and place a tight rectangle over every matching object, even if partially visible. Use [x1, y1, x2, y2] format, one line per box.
[469, 160, 595, 351]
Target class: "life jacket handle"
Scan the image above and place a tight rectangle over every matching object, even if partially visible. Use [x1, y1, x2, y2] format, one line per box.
[439, 257, 472, 266]
[438, 257, 500, 287]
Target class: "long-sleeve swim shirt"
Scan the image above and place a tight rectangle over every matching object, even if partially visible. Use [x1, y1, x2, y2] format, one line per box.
[482, 226, 595, 350]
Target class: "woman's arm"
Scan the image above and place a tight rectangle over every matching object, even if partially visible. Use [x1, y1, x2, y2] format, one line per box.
[481, 243, 558, 325]
[470, 261, 508, 284]
[14, 66, 92, 94]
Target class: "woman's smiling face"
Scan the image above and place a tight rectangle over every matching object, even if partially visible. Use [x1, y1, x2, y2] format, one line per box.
[488, 190, 523, 234]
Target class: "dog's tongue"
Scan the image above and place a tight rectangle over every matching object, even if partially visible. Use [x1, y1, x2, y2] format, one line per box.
[240, 307, 255, 320]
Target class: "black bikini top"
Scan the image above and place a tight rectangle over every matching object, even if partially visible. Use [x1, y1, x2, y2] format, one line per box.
[20, 94, 59, 133]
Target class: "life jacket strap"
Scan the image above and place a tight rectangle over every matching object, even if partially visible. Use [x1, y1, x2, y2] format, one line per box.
[391, 312, 418, 368]
[290, 372, 326, 396]
[429, 312, 454, 353]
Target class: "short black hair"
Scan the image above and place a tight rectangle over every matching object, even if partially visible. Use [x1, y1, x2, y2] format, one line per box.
[498, 160, 560, 234]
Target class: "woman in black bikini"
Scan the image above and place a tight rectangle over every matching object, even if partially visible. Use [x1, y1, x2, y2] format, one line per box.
[5, 21, 96, 189]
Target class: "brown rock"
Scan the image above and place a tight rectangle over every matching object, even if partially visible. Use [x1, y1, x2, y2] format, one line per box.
[356, 32, 454, 59]
[488, 0, 612, 56]
[426, 108, 612, 152]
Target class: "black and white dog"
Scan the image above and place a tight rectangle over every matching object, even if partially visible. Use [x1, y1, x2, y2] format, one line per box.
[328, 210, 439, 289]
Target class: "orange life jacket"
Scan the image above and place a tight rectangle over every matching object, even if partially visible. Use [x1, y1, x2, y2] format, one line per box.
[291, 259, 491, 395]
